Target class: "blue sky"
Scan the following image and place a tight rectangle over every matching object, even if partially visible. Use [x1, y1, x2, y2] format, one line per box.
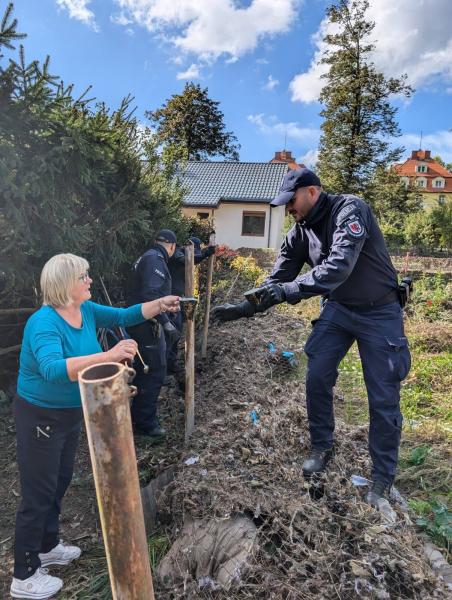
[7, 0, 452, 165]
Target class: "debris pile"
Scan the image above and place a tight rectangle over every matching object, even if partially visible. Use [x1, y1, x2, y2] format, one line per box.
[156, 311, 449, 599]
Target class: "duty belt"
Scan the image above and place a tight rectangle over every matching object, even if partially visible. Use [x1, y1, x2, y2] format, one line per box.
[338, 289, 399, 311]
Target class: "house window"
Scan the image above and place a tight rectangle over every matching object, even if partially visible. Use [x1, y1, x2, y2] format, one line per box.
[416, 164, 427, 173]
[242, 211, 266, 236]
[416, 179, 426, 187]
[438, 195, 446, 206]
[434, 179, 444, 188]
[197, 212, 209, 220]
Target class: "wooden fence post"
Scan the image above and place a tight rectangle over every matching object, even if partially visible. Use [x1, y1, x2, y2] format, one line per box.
[78, 362, 155, 600]
[201, 232, 216, 359]
[184, 242, 195, 442]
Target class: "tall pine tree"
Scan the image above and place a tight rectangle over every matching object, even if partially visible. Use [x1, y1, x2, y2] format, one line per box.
[317, 0, 412, 194]
[147, 83, 240, 161]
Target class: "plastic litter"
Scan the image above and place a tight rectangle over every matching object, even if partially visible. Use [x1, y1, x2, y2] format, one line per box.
[376, 498, 398, 524]
[184, 456, 200, 466]
[248, 410, 259, 425]
[351, 475, 371, 487]
[198, 577, 221, 590]
[389, 486, 410, 512]
[267, 342, 297, 367]
[281, 350, 297, 367]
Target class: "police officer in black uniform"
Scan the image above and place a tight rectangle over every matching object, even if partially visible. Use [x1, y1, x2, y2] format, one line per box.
[212, 168, 411, 507]
[167, 237, 215, 373]
[127, 229, 180, 437]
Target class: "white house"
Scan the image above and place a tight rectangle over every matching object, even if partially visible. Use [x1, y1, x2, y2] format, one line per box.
[180, 160, 289, 249]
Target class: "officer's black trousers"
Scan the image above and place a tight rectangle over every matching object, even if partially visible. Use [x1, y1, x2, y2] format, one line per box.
[166, 311, 183, 372]
[13, 395, 82, 579]
[304, 301, 411, 485]
[128, 324, 166, 431]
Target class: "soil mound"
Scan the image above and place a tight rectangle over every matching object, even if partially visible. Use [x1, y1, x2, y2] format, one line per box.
[158, 310, 448, 599]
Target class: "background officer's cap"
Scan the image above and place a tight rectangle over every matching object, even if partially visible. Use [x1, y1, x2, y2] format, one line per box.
[189, 236, 201, 248]
[155, 229, 177, 244]
[271, 168, 322, 206]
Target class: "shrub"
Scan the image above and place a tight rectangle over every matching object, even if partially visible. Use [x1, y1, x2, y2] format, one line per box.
[0, 5, 188, 308]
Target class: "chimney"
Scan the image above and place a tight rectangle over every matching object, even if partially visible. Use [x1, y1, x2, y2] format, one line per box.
[270, 150, 293, 163]
[411, 149, 432, 161]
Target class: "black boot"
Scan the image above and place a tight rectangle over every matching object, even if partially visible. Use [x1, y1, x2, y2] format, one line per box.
[134, 423, 167, 439]
[365, 480, 388, 507]
[302, 448, 333, 477]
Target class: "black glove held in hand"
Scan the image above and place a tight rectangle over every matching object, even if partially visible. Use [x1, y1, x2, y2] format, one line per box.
[253, 283, 286, 312]
[163, 321, 180, 345]
[211, 300, 256, 322]
[203, 245, 216, 258]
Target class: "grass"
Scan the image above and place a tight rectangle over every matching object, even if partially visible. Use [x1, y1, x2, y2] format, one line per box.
[62, 535, 169, 599]
[285, 271, 452, 555]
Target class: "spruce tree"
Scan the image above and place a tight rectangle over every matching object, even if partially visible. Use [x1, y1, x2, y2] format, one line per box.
[317, 0, 412, 195]
[0, 3, 187, 307]
[147, 82, 240, 161]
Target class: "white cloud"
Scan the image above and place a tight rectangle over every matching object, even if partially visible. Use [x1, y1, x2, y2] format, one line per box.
[248, 113, 320, 144]
[290, 0, 452, 104]
[399, 130, 452, 164]
[110, 12, 134, 26]
[176, 63, 201, 80]
[298, 149, 319, 168]
[56, 0, 98, 30]
[256, 58, 269, 65]
[263, 74, 279, 91]
[113, 0, 301, 62]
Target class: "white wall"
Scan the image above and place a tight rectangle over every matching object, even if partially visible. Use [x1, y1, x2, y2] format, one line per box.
[183, 202, 285, 249]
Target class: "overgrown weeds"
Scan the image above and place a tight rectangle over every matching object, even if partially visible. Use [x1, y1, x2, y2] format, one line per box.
[61, 536, 169, 599]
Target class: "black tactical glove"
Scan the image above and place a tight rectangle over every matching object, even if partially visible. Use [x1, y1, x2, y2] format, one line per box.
[163, 321, 180, 345]
[211, 300, 256, 322]
[204, 245, 216, 258]
[252, 283, 286, 312]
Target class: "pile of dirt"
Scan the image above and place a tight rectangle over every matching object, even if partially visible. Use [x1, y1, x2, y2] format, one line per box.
[153, 309, 449, 599]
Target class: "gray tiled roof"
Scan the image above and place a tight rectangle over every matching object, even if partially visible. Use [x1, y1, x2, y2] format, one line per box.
[180, 161, 289, 207]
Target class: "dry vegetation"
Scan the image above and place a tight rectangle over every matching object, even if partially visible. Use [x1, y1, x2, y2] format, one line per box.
[0, 251, 450, 599]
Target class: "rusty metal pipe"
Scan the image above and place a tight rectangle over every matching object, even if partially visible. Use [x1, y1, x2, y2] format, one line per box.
[78, 362, 155, 600]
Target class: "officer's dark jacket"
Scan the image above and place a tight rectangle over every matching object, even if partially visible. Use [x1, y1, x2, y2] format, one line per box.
[266, 192, 398, 306]
[127, 244, 172, 325]
[168, 243, 205, 297]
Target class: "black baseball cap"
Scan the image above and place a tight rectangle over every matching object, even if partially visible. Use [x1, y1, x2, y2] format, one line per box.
[271, 168, 322, 206]
[155, 229, 177, 244]
[189, 236, 201, 247]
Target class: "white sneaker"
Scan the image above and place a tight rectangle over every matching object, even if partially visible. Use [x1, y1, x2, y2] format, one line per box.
[10, 567, 63, 599]
[39, 541, 81, 567]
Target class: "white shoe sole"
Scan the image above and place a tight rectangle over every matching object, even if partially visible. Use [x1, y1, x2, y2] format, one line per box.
[10, 583, 62, 599]
[39, 558, 77, 566]
[40, 551, 81, 567]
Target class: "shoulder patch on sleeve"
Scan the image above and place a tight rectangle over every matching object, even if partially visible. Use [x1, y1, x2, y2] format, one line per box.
[154, 268, 165, 279]
[343, 215, 366, 239]
[336, 202, 358, 224]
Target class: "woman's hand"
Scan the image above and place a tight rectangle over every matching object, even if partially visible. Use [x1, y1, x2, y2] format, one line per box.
[141, 296, 180, 320]
[106, 339, 138, 363]
[160, 295, 180, 313]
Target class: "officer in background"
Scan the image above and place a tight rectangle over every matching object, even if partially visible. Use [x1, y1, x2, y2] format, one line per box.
[167, 237, 215, 373]
[127, 229, 180, 438]
[212, 168, 411, 508]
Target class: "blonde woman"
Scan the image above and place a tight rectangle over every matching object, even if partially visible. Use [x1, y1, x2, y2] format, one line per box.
[10, 253, 179, 600]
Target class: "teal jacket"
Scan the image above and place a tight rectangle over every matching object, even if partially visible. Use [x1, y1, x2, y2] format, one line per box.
[17, 301, 144, 408]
